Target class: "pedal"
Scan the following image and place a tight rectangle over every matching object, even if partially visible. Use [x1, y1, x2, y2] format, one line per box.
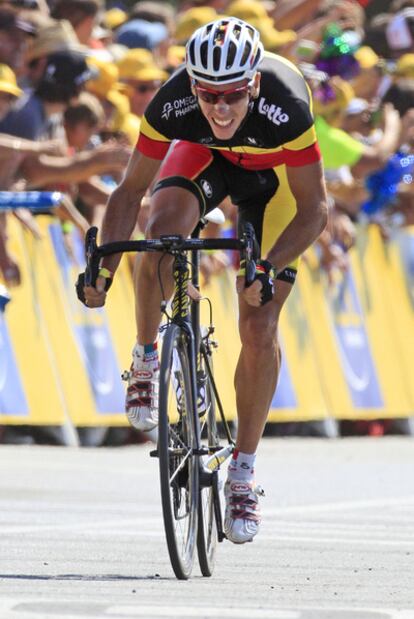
[254, 484, 265, 497]
[149, 449, 159, 458]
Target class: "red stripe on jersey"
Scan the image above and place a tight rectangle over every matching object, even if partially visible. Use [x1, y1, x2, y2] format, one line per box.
[220, 150, 286, 170]
[158, 141, 214, 180]
[136, 132, 170, 160]
[283, 142, 321, 167]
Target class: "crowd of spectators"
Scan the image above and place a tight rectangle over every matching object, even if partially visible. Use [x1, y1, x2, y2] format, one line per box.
[0, 0, 413, 440]
[1, 0, 413, 285]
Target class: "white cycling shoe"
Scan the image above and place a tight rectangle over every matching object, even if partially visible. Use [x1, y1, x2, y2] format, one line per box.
[123, 365, 159, 431]
[224, 478, 264, 544]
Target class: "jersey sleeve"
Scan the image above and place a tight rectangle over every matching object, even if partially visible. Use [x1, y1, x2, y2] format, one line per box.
[136, 116, 171, 160]
[282, 125, 321, 167]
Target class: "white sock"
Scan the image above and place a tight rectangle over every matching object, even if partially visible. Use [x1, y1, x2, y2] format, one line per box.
[132, 342, 159, 371]
[227, 449, 256, 482]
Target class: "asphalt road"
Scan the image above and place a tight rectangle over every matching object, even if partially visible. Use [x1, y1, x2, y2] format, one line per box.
[1, 437, 414, 619]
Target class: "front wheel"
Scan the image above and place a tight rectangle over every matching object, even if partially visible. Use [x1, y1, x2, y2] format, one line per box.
[197, 346, 219, 576]
[158, 324, 199, 580]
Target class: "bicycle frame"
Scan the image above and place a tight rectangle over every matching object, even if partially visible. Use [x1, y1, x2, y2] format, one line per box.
[84, 222, 258, 450]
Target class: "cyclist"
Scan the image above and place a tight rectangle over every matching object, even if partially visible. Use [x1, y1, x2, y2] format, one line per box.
[80, 18, 328, 544]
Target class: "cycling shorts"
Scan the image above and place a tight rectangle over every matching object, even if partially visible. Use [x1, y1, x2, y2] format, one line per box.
[152, 141, 299, 281]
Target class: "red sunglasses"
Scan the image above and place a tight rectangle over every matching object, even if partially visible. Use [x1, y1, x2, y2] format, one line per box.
[193, 81, 252, 105]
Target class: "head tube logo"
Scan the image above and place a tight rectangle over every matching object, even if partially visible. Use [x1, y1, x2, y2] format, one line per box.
[258, 98, 289, 126]
[200, 179, 213, 198]
[161, 102, 173, 120]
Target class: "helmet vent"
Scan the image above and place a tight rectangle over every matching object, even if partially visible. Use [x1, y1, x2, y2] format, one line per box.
[188, 39, 196, 66]
[213, 46, 222, 71]
[200, 41, 209, 69]
[227, 41, 237, 68]
[240, 41, 252, 66]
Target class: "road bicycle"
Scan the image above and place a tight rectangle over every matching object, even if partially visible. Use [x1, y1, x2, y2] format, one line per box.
[83, 213, 257, 580]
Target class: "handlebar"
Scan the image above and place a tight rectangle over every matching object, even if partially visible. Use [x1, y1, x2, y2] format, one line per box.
[84, 222, 259, 288]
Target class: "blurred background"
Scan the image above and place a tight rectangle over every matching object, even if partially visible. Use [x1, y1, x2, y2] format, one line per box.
[0, 0, 414, 446]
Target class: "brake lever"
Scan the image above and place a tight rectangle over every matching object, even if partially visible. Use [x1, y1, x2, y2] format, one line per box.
[241, 222, 259, 287]
[84, 226, 100, 287]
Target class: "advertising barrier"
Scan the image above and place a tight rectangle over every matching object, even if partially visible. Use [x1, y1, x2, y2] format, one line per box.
[1, 216, 414, 436]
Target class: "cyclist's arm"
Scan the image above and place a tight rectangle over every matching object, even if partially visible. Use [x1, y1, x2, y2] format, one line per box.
[98, 149, 162, 276]
[265, 160, 328, 273]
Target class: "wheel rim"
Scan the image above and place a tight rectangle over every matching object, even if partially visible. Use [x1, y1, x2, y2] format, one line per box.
[159, 329, 198, 579]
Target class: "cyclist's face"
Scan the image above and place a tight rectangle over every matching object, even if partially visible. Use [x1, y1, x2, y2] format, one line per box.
[193, 73, 260, 140]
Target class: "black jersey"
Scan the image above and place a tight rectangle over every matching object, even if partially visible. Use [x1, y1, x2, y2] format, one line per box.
[137, 52, 320, 171]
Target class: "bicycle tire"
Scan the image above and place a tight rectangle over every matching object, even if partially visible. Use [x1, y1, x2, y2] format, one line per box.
[197, 348, 219, 577]
[158, 324, 199, 580]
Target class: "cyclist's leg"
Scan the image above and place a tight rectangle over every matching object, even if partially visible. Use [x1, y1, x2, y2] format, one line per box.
[235, 163, 298, 455]
[125, 142, 227, 431]
[135, 142, 227, 343]
[225, 163, 298, 543]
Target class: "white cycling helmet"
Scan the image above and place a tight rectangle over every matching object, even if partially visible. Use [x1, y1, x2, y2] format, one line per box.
[186, 18, 264, 85]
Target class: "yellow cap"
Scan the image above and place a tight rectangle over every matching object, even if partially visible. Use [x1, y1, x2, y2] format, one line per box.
[354, 46, 379, 70]
[106, 89, 130, 119]
[250, 17, 296, 50]
[0, 64, 22, 98]
[104, 8, 128, 31]
[119, 112, 141, 145]
[175, 7, 217, 43]
[313, 77, 355, 117]
[395, 53, 414, 78]
[168, 45, 186, 68]
[227, 0, 268, 21]
[86, 56, 119, 98]
[117, 48, 168, 82]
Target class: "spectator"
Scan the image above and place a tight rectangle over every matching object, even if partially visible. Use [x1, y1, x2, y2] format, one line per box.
[350, 45, 389, 101]
[24, 19, 88, 89]
[51, 0, 103, 47]
[174, 7, 218, 45]
[117, 49, 168, 119]
[226, 0, 297, 53]
[128, 1, 175, 38]
[310, 73, 402, 179]
[64, 92, 104, 151]
[102, 8, 127, 32]
[0, 50, 94, 141]
[86, 55, 140, 145]
[385, 7, 414, 57]
[0, 5, 34, 72]
[0, 63, 24, 286]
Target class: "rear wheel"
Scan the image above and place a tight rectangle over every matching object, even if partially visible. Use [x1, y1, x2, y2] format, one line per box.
[197, 346, 219, 576]
[158, 324, 199, 580]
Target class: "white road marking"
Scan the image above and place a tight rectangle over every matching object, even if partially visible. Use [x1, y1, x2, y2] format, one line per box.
[259, 532, 414, 547]
[106, 607, 299, 618]
[266, 496, 414, 517]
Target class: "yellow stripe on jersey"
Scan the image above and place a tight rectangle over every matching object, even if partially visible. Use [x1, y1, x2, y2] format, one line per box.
[283, 125, 317, 151]
[139, 115, 170, 143]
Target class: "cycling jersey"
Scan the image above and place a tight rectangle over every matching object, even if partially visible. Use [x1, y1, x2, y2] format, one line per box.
[135, 52, 322, 281]
[137, 52, 321, 171]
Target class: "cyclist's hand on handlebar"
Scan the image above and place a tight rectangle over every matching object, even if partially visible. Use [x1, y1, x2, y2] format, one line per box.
[237, 259, 276, 307]
[236, 275, 263, 307]
[76, 270, 112, 307]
